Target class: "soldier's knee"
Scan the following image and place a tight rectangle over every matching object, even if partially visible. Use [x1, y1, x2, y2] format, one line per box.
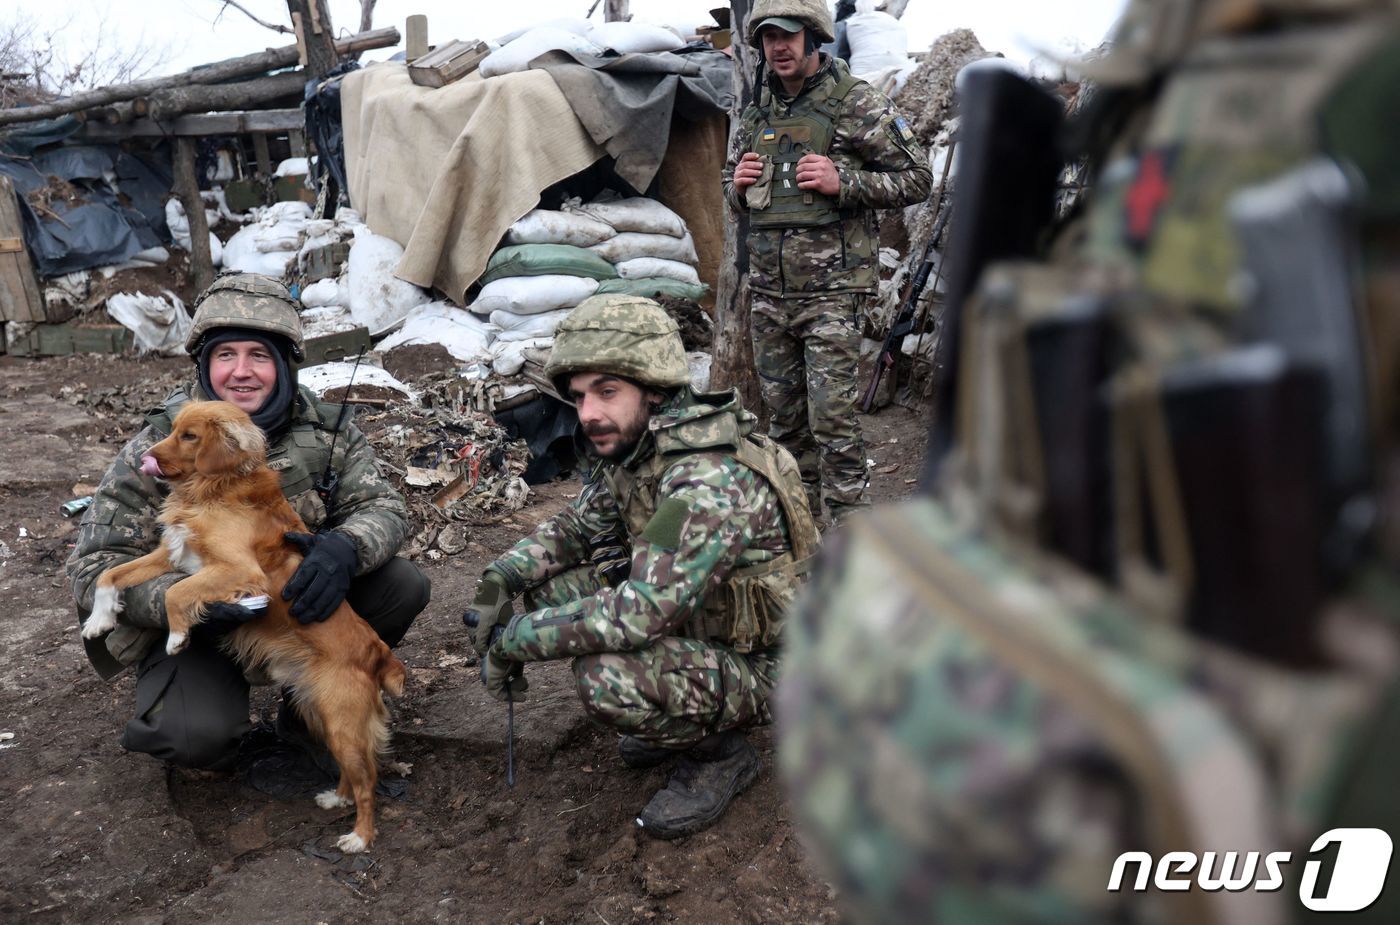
[122, 712, 243, 770]
[572, 654, 647, 727]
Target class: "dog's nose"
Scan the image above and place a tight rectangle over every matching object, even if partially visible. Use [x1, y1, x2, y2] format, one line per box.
[140, 455, 163, 478]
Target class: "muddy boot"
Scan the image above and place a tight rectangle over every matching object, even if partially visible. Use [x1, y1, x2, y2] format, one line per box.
[618, 735, 679, 769]
[634, 731, 760, 840]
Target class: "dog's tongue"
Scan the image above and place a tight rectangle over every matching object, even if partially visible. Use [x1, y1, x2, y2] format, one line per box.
[139, 455, 162, 478]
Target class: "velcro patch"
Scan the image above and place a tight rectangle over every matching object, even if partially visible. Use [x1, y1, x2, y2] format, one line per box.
[267, 457, 294, 471]
[894, 115, 915, 143]
[640, 497, 690, 551]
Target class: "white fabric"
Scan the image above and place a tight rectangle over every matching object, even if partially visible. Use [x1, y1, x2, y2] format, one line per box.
[105, 290, 192, 357]
[299, 362, 416, 403]
[345, 228, 433, 335]
[846, 7, 909, 79]
[375, 300, 498, 364]
[471, 275, 599, 316]
[300, 278, 342, 308]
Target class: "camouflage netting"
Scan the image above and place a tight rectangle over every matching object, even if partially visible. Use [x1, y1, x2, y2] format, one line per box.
[895, 29, 997, 147]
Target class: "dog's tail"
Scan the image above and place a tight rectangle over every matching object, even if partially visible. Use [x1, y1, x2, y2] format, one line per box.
[377, 647, 407, 699]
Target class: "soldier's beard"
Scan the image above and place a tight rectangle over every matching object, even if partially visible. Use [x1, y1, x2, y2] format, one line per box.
[584, 403, 654, 463]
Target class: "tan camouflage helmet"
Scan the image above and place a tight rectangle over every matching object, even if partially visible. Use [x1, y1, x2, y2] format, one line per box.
[185, 272, 305, 361]
[746, 0, 835, 46]
[545, 294, 691, 397]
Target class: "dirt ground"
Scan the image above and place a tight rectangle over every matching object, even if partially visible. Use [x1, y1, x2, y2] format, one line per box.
[0, 351, 931, 925]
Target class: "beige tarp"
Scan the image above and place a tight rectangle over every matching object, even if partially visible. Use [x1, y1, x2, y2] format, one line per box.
[341, 63, 727, 307]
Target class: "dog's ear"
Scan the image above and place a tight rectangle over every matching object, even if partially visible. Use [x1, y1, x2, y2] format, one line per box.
[193, 421, 241, 476]
[224, 417, 267, 470]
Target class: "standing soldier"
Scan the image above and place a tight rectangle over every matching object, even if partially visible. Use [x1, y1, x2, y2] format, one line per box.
[724, 0, 931, 525]
[776, 0, 1400, 922]
[464, 294, 818, 840]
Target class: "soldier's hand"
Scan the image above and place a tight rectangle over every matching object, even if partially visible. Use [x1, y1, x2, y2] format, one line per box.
[480, 624, 528, 702]
[463, 568, 515, 658]
[796, 153, 840, 196]
[734, 152, 765, 189]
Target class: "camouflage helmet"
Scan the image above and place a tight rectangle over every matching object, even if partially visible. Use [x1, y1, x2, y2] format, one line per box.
[544, 294, 691, 396]
[185, 272, 305, 361]
[747, 0, 836, 46]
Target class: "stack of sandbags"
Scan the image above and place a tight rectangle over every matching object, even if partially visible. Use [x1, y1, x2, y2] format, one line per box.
[567, 196, 707, 300]
[221, 201, 313, 277]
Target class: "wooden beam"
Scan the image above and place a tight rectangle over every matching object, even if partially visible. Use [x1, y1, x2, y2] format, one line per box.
[173, 137, 215, 294]
[252, 133, 273, 176]
[144, 70, 307, 122]
[0, 26, 397, 127]
[0, 176, 46, 324]
[76, 108, 306, 140]
[287, 0, 340, 77]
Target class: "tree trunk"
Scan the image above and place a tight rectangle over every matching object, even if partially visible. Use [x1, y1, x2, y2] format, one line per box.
[0, 27, 398, 127]
[173, 137, 214, 295]
[878, 0, 912, 17]
[604, 1, 631, 22]
[144, 71, 308, 122]
[710, 0, 760, 411]
[287, 0, 339, 76]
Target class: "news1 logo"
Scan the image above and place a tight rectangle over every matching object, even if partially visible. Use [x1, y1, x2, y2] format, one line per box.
[1107, 828, 1393, 912]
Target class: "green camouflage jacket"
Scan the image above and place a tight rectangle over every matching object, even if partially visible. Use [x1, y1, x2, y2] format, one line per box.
[722, 55, 932, 296]
[492, 391, 797, 662]
[66, 384, 410, 676]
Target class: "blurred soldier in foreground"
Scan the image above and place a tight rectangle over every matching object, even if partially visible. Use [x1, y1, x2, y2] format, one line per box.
[464, 295, 817, 839]
[778, 1, 1400, 922]
[723, 0, 931, 525]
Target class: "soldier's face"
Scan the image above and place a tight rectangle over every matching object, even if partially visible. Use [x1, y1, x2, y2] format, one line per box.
[207, 339, 278, 414]
[569, 373, 659, 462]
[761, 26, 817, 83]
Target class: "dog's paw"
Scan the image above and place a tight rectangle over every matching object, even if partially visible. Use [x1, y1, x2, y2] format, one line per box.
[165, 631, 189, 655]
[82, 586, 122, 638]
[335, 832, 368, 854]
[316, 790, 352, 810]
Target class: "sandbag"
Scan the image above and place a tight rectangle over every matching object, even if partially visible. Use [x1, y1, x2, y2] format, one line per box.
[506, 209, 616, 248]
[847, 1, 909, 78]
[376, 300, 497, 364]
[586, 22, 685, 54]
[489, 307, 572, 339]
[482, 243, 618, 285]
[569, 196, 688, 237]
[492, 336, 556, 377]
[471, 275, 599, 316]
[345, 228, 433, 335]
[596, 276, 709, 302]
[615, 257, 701, 286]
[480, 28, 602, 79]
[496, 17, 592, 45]
[299, 277, 342, 308]
[589, 231, 697, 265]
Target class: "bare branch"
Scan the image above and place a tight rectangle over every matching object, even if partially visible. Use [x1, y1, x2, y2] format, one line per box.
[214, 0, 294, 35]
[359, 0, 377, 35]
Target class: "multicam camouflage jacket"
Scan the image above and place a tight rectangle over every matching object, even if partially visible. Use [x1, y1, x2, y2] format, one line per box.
[491, 389, 810, 663]
[66, 383, 410, 677]
[722, 55, 932, 296]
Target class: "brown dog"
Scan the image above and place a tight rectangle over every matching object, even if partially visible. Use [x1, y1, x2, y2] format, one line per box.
[81, 400, 406, 853]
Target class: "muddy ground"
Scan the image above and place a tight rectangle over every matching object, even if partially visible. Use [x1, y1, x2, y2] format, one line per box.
[0, 351, 930, 925]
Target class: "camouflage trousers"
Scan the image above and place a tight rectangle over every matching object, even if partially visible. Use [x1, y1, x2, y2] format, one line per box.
[751, 291, 870, 520]
[526, 565, 777, 749]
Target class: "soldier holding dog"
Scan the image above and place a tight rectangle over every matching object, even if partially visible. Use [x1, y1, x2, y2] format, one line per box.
[464, 294, 818, 839]
[67, 272, 429, 771]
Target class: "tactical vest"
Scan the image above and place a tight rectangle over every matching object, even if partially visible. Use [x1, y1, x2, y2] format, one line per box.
[147, 387, 347, 530]
[601, 392, 820, 652]
[748, 62, 863, 229]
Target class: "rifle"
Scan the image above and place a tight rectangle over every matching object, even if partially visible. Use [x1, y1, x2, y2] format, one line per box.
[860, 200, 952, 413]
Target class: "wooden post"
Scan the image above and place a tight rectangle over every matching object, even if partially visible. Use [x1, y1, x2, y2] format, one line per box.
[252, 133, 273, 176]
[406, 14, 429, 61]
[710, 0, 760, 411]
[173, 138, 214, 294]
[0, 176, 46, 323]
[604, 0, 631, 22]
[286, 0, 340, 77]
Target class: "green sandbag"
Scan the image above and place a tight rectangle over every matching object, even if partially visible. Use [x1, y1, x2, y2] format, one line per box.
[595, 276, 709, 302]
[481, 244, 618, 285]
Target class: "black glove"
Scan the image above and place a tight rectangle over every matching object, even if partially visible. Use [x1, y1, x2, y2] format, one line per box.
[462, 568, 515, 658]
[192, 600, 262, 641]
[281, 531, 358, 624]
[480, 623, 527, 702]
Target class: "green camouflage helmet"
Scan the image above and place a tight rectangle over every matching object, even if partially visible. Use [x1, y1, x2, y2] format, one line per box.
[185, 272, 305, 361]
[747, 0, 835, 46]
[545, 294, 691, 396]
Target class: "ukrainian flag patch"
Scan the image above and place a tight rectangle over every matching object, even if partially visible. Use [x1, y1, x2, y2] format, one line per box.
[894, 115, 915, 143]
[760, 128, 777, 143]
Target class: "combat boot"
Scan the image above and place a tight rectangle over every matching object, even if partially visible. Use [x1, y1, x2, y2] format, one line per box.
[618, 735, 678, 769]
[634, 730, 760, 840]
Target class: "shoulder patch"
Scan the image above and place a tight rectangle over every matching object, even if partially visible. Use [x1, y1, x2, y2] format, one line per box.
[640, 497, 691, 551]
[893, 115, 916, 144]
[267, 457, 294, 471]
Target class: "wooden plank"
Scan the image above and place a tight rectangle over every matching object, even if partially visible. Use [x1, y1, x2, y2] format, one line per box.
[0, 176, 45, 324]
[0, 237, 22, 254]
[406, 15, 430, 61]
[173, 138, 214, 294]
[252, 133, 273, 176]
[288, 129, 307, 157]
[77, 108, 305, 140]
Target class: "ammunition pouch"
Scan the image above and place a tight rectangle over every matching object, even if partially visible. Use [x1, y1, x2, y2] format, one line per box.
[688, 552, 813, 653]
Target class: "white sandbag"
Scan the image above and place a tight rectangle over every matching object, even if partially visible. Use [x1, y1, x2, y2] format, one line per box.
[847, 2, 909, 79]
[275, 156, 311, 177]
[221, 225, 297, 276]
[299, 361, 416, 403]
[105, 290, 192, 357]
[589, 231, 697, 265]
[491, 337, 555, 377]
[300, 277, 342, 308]
[615, 257, 701, 286]
[506, 209, 615, 247]
[569, 196, 687, 237]
[376, 301, 498, 364]
[490, 308, 571, 341]
[220, 200, 311, 275]
[480, 27, 602, 78]
[586, 21, 685, 54]
[471, 275, 599, 316]
[345, 228, 432, 336]
[496, 17, 592, 45]
[299, 305, 359, 339]
[164, 199, 224, 265]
